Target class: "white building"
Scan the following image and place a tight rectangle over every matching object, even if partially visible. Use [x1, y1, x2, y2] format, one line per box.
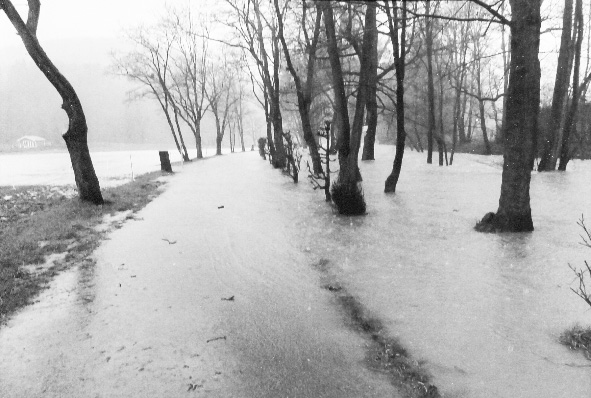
[15, 136, 51, 149]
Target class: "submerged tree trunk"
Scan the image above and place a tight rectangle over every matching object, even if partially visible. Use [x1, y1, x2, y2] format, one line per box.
[559, 0, 584, 171]
[321, 2, 374, 215]
[539, 0, 574, 171]
[384, 0, 407, 193]
[1, 0, 103, 204]
[476, 0, 541, 233]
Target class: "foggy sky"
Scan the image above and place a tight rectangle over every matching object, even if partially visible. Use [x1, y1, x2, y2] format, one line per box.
[0, 0, 254, 150]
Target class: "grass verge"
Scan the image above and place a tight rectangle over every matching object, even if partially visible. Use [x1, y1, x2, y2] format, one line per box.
[0, 171, 169, 324]
[560, 325, 591, 360]
[314, 258, 440, 398]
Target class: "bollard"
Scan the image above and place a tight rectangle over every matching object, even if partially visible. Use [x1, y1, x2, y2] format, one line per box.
[159, 151, 173, 173]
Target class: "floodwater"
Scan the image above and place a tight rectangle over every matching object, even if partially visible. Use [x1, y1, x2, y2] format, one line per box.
[296, 147, 591, 397]
[0, 147, 217, 187]
[1, 146, 591, 397]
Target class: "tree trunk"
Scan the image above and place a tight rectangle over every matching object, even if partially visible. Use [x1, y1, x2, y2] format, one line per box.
[425, 0, 435, 164]
[558, 0, 584, 171]
[214, 113, 223, 156]
[216, 134, 223, 155]
[478, 99, 492, 155]
[384, 0, 407, 193]
[270, 95, 286, 167]
[195, 119, 203, 159]
[173, 108, 190, 161]
[476, 0, 540, 233]
[466, 98, 473, 141]
[437, 60, 447, 165]
[321, 2, 371, 215]
[361, 10, 379, 161]
[500, 2, 510, 144]
[274, 0, 323, 173]
[459, 90, 468, 143]
[538, 0, 574, 171]
[1, 0, 103, 204]
[263, 92, 276, 161]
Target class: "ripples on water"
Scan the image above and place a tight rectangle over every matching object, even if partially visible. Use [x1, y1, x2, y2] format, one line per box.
[292, 148, 591, 398]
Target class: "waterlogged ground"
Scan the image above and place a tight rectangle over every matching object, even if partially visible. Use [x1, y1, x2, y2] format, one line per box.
[1, 146, 591, 397]
[0, 148, 205, 187]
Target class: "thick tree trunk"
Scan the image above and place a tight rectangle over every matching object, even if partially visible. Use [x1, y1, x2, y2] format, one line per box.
[476, 0, 540, 233]
[539, 0, 574, 171]
[322, 5, 350, 161]
[1, 0, 103, 204]
[216, 134, 223, 156]
[270, 96, 286, 168]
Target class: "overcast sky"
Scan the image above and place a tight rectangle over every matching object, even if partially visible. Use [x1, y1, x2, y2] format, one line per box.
[1, 0, 169, 42]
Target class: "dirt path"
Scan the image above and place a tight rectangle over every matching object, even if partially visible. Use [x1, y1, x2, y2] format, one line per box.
[0, 152, 399, 398]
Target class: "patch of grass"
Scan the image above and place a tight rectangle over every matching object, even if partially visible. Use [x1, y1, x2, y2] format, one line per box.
[0, 171, 168, 323]
[560, 325, 591, 360]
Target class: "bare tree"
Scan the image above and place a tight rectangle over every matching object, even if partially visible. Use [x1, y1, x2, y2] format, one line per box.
[167, 9, 210, 159]
[1, 0, 103, 204]
[384, 0, 408, 193]
[538, 0, 574, 171]
[113, 23, 190, 161]
[205, 54, 238, 156]
[559, 0, 584, 170]
[273, 0, 323, 174]
[319, 1, 376, 215]
[425, 0, 437, 165]
[476, 0, 541, 232]
[223, 0, 287, 168]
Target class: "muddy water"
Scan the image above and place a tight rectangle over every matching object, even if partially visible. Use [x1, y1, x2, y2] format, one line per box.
[298, 148, 591, 397]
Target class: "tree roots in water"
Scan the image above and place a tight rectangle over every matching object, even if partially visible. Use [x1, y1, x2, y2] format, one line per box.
[475, 211, 534, 233]
[331, 181, 366, 215]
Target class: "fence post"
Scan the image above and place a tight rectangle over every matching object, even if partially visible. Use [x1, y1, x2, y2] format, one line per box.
[159, 151, 173, 173]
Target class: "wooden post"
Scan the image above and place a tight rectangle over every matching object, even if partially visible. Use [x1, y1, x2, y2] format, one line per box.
[159, 151, 173, 173]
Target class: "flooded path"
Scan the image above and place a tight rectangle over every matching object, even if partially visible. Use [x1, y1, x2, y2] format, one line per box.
[1, 146, 591, 397]
[0, 151, 397, 398]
